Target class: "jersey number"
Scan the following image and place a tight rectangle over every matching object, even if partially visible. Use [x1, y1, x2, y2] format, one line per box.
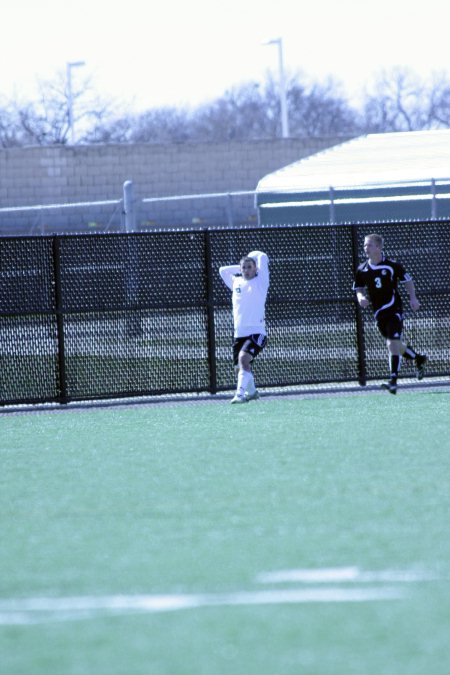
[374, 277, 382, 288]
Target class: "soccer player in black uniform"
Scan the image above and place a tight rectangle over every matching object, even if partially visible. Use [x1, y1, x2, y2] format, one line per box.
[353, 233, 427, 394]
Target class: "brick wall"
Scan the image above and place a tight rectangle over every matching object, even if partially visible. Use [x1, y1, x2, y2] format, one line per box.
[0, 137, 352, 233]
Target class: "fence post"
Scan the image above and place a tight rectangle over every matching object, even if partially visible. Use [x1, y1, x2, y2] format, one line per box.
[350, 225, 367, 386]
[123, 180, 141, 334]
[204, 229, 217, 394]
[52, 236, 69, 403]
[431, 178, 437, 219]
[123, 180, 136, 232]
[329, 186, 335, 224]
[226, 193, 234, 228]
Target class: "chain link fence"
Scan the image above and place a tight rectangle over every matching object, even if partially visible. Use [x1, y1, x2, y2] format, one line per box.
[1, 221, 449, 406]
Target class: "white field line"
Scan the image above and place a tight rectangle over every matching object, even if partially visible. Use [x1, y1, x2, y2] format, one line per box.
[256, 567, 443, 584]
[0, 587, 403, 625]
[1, 567, 441, 626]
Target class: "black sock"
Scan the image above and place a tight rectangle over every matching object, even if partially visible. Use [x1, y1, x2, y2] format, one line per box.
[403, 345, 417, 360]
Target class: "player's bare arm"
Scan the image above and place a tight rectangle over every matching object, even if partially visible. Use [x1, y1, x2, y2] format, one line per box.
[405, 279, 420, 311]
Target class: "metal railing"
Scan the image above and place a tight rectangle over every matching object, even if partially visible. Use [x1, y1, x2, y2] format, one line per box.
[0, 184, 258, 234]
[257, 177, 450, 224]
[141, 190, 256, 228]
[3, 176, 450, 235]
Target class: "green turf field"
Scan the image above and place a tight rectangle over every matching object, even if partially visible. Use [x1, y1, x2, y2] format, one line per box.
[1, 390, 450, 675]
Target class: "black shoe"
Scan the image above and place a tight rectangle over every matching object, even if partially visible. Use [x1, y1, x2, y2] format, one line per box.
[381, 379, 398, 395]
[415, 354, 427, 380]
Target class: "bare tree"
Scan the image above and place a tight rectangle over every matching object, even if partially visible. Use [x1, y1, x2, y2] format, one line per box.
[88, 82, 277, 143]
[1, 67, 449, 147]
[287, 76, 361, 136]
[17, 77, 70, 144]
[129, 108, 193, 143]
[183, 76, 360, 140]
[87, 107, 194, 144]
[0, 98, 23, 147]
[85, 115, 134, 143]
[191, 82, 276, 140]
[0, 70, 115, 146]
[361, 68, 450, 132]
[428, 72, 450, 128]
[97, 76, 361, 143]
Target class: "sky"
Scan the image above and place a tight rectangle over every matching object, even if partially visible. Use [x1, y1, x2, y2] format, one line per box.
[1, 0, 449, 114]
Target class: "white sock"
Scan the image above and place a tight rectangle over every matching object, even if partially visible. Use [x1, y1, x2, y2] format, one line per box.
[237, 370, 251, 396]
[246, 373, 256, 394]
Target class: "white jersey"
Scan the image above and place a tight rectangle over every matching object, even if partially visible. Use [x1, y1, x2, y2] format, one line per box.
[219, 250, 269, 338]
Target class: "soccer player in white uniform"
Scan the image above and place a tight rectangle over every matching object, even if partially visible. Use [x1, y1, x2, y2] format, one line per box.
[219, 250, 269, 404]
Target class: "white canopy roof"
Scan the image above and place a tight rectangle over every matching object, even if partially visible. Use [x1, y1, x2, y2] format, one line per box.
[256, 130, 450, 194]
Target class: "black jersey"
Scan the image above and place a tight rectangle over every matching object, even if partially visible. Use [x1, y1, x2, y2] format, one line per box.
[353, 255, 412, 318]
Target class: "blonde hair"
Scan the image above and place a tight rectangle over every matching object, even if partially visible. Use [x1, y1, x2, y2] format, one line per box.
[365, 233, 384, 248]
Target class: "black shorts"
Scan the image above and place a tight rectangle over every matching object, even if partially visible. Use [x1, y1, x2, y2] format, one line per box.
[233, 334, 267, 366]
[376, 311, 404, 340]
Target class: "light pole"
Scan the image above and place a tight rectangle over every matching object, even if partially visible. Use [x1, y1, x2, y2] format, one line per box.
[66, 61, 85, 144]
[263, 37, 289, 138]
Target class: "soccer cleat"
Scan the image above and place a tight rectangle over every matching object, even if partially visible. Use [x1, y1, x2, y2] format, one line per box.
[245, 389, 260, 401]
[230, 394, 248, 404]
[381, 379, 398, 395]
[415, 354, 427, 380]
